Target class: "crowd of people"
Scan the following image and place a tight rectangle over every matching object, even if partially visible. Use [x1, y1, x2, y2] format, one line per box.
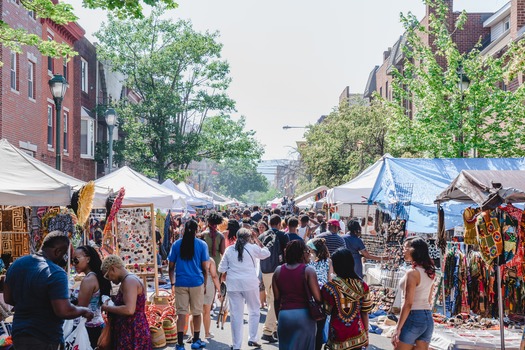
[1, 205, 438, 350]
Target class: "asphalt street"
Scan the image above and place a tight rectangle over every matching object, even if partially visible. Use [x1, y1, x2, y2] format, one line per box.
[159, 305, 392, 350]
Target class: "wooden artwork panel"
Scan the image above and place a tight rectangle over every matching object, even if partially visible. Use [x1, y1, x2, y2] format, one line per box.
[0, 207, 27, 233]
[2, 233, 30, 258]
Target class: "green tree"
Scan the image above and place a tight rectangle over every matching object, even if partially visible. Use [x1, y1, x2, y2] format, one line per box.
[387, 0, 525, 158]
[212, 158, 268, 198]
[95, 10, 262, 182]
[299, 102, 389, 188]
[1, 0, 176, 64]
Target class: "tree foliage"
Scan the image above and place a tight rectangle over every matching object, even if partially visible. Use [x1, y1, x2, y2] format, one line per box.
[387, 0, 525, 158]
[299, 102, 389, 188]
[212, 158, 268, 199]
[95, 9, 262, 182]
[1, 0, 177, 65]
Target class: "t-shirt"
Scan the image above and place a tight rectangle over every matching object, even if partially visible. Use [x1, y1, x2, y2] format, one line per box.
[317, 232, 346, 256]
[286, 233, 303, 241]
[202, 230, 224, 267]
[343, 234, 366, 278]
[168, 238, 209, 287]
[6, 254, 69, 343]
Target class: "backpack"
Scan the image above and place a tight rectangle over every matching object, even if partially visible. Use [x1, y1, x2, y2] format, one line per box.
[260, 230, 282, 273]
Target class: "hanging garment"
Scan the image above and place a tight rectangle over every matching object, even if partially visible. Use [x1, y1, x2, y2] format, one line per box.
[463, 207, 480, 245]
[476, 210, 503, 264]
[500, 211, 517, 262]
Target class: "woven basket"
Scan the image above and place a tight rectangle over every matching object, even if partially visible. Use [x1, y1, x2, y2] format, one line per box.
[150, 324, 166, 348]
[162, 316, 177, 343]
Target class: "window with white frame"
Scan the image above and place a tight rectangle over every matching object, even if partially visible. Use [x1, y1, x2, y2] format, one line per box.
[10, 51, 18, 91]
[81, 117, 95, 158]
[81, 58, 88, 93]
[63, 111, 68, 153]
[28, 9, 36, 19]
[504, 19, 510, 32]
[47, 35, 53, 74]
[63, 58, 68, 81]
[28, 60, 35, 99]
[47, 105, 54, 147]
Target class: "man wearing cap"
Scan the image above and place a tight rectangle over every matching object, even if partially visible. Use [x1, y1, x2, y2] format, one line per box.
[316, 219, 346, 256]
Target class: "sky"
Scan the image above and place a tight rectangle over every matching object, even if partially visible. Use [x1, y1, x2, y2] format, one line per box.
[67, 0, 508, 160]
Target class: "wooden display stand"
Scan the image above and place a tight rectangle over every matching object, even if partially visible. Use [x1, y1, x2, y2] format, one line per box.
[113, 204, 159, 296]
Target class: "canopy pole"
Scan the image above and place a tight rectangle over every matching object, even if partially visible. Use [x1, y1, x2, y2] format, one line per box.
[436, 202, 447, 316]
[496, 261, 505, 350]
[364, 205, 370, 234]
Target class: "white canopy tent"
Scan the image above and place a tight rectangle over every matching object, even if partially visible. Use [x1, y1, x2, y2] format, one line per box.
[294, 186, 329, 204]
[0, 138, 110, 206]
[326, 155, 387, 204]
[176, 182, 213, 207]
[161, 179, 208, 207]
[95, 166, 185, 209]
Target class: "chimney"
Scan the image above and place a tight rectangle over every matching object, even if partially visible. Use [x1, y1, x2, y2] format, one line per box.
[426, 0, 453, 30]
[511, 0, 525, 39]
[383, 48, 392, 61]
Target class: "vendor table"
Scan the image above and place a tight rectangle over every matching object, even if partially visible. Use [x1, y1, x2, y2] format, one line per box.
[430, 327, 522, 350]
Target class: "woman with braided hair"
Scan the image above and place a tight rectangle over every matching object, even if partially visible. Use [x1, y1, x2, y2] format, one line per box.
[218, 228, 270, 350]
[392, 237, 436, 350]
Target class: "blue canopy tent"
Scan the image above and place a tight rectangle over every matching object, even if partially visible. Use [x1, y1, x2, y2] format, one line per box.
[367, 157, 525, 233]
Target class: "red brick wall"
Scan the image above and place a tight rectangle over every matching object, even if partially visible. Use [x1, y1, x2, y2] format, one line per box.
[71, 38, 97, 181]
[511, 0, 525, 39]
[0, 2, 94, 181]
[1, 1, 44, 153]
[453, 13, 491, 54]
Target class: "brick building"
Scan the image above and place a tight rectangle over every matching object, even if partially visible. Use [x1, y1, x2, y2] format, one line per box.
[364, 1, 494, 108]
[1, 0, 97, 181]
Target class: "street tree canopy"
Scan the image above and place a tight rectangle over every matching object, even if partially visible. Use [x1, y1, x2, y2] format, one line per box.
[1, 0, 177, 64]
[212, 158, 268, 199]
[299, 101, 389, 188]
[95, 9, 263, 182]
[387, 0, 525, 158]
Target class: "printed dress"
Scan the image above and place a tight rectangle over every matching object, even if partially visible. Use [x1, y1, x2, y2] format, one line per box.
[321, 277, 373, 350]
[112, 286, 152, 350]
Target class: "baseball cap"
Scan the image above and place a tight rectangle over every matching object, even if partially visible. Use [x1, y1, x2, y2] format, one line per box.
[327, 219, 340, 228]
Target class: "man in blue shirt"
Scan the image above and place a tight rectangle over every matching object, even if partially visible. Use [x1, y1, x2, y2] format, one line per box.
[169, 219, 209, 350]
[343, 219, 385, 279]
[4, 231, 94, 350]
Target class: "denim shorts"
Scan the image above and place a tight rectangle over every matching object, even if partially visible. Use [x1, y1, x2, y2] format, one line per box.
[399, 310, 434, 344]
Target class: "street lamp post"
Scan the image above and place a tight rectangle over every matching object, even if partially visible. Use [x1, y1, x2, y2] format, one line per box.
[48, 74, 68, 170]
[104, 108, 118, 173]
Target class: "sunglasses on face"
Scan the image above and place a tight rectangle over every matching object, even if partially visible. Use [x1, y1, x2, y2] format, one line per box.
[103, 269, 110, 280]
[72, 256, 86, 265]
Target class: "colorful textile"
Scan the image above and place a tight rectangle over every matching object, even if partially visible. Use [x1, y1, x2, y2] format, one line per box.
[308, 259, 330, 287]
[475, 210, 502, 264]
[47, 214, 74, 235]
[112, 287, 152, 350]
[321, 277, 372, 350]
[463, 207, 479, 245]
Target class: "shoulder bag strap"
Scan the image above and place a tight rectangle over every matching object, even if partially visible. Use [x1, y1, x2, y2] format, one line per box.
[243, 247, 256, 268]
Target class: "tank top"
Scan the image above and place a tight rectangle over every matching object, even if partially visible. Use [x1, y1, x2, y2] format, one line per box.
[276, 264, 308, 310]
[298, 226, 308, 240]
[72, 272, 104, 327]
[400, 266, 434, 310]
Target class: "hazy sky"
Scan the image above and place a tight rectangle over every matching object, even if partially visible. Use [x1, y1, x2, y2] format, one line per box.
[68, 0, 508, 160]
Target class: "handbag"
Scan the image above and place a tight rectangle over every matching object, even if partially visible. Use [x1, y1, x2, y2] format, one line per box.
[97, 315, 112, 350]
[64, 318, 92, 350]
[303, 265, 325, 321]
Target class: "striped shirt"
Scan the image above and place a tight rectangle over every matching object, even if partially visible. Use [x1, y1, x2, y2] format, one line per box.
[316, 232, 346, 256]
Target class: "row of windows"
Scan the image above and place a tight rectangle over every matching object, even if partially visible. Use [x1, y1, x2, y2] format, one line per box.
[46, 106, 95, 158]
[10, 51, 94, 158]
